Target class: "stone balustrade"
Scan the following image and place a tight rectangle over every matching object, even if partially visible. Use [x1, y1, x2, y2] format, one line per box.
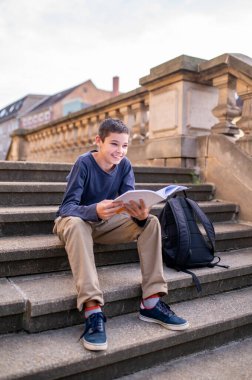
[8, 87, 149, 163]
[7, 53, 252, 164]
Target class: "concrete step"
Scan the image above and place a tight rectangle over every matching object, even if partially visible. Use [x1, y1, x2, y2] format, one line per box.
[1, 222, 252, 278]
[0, 161, 194, 183]
[0, 200, 238, 237]
[0, 287, 251, 379]
[154, 199, 238, 222]
[0, 182, 214, 206]
[1, 248, 252, 333]
[0, 182, 66, 206]
[0, 236, 137, 278]
[135, 183, 215, 201]
[119, 337, 252, 380]
[133, 166, 194, 183]
[0, 161, 72, 182]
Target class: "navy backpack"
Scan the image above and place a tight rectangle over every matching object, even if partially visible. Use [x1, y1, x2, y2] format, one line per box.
[158, 194, 229, 292]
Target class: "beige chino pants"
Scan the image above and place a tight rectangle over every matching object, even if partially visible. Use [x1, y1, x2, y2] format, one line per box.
[53, 214, 168, 311]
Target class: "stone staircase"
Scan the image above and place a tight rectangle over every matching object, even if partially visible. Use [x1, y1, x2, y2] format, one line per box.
[0, 161, 252, 379]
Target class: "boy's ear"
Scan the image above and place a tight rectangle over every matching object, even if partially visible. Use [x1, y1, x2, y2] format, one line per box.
[95, 135, 102, 145]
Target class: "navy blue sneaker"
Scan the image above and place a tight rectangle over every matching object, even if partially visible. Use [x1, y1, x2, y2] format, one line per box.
[139, 300, 189, 330]
[80, 312, 107, 351]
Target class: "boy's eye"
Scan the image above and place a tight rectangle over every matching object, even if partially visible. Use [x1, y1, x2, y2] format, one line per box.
[110, 143, 128, 148]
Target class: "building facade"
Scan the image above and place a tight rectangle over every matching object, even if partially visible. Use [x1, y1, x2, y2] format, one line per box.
[19, 78, 119, 130]
[0, 77, 119, 159]
[0, 95, 47, 160]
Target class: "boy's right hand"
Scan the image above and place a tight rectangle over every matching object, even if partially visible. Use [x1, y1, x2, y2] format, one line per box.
[96, 200, 124, 220]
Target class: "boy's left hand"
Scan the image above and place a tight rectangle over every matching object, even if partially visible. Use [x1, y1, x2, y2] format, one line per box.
[123, 199, 149, 220]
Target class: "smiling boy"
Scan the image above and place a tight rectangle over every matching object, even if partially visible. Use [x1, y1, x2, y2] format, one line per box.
[53, 118, 189, 351]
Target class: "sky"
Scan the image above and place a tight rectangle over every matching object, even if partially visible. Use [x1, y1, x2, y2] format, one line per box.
[1, 0, 252, 109]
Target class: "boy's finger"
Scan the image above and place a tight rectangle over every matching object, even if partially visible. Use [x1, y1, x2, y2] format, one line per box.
[105, 202, 123, 210]
[139, 199, 146, 208]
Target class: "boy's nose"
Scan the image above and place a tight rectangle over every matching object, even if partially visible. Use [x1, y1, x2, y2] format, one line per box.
[116, 146, 123, 153]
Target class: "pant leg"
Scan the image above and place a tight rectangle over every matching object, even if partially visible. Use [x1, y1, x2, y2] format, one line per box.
[136, 215, 168, 299]
[53, 216, 104, 311]
[93, 214, 168, 299]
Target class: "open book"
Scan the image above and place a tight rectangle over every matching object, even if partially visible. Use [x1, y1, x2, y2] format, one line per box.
[114, 184, 189, 211]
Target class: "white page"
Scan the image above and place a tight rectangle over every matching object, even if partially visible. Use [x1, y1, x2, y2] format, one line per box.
[156, 185, 188, 198]
[115, 189, 163, 208]
[114, 185, 189, 209]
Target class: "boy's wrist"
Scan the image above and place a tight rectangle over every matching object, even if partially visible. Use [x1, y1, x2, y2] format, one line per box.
[131, 216, 148, 227]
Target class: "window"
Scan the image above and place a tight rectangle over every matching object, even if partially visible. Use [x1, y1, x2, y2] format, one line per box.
[63, 99, 89, 116]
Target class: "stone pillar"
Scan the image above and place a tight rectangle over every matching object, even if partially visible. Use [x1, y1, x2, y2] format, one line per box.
[236, 86, 252, 155]
[139, 56, 214, 167]
[211, 74, 241, 135]
[8, 129, 28, 161]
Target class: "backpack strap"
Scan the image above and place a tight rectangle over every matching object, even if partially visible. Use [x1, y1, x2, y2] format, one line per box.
[207, 256, 230, 269]
[168, 198, 191, 266]
[185, 198, 215, 253]
[174, 266, 202, 292]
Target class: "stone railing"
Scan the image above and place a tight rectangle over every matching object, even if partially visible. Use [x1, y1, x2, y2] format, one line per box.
[7, 53, 252, 164]
[196, 53, 252, 156]
[8, 87, 149, 163]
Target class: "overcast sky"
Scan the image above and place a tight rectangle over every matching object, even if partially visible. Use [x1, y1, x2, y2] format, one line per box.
[1, 0, 252, 109]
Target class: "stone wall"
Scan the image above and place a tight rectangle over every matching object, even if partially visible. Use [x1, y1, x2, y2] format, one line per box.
[7, 53, 252, 166]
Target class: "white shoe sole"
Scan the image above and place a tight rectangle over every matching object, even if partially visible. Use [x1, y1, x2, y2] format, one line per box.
[82, 339, 108, 351]
[139, 314, 189, 331]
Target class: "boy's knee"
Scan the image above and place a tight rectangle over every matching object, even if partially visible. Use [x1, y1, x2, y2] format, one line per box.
[67, 216, 83, 227]
[63, 217, 90, 239]
[148, 214, 160, 226]
[144, 214, 161, 233]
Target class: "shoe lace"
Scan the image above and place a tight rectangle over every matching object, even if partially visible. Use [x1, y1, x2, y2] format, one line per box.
[158, 301, 175, 316]
[79, 312, 106, 340]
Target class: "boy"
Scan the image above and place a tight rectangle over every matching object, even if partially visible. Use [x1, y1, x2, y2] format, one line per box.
[53, 118, 189, 351]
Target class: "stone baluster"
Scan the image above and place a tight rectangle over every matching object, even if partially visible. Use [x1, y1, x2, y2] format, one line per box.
[55, 125, 65, 152]
[120, 106, 134, 142]
[41, 131, 47, 152]
[211, 74, 241, 135]
[35, 133, 41, 153]
[142, 99, 149, 139]
[51, 128, 58, 152]
[108, 109, 122, 120]
[88, 117, 97, 145]
[236, 84, 252, 155]
[26, 135, 33, 155]
[45, 132, 51, 160]
[131, 103, 142, 143]
[77, 119, 89, 147]
[39, 132, 45, 153]
[61, 125, 68, 149]
[45, 130, 50, 152]
[65, 123, 75, 148]
[131, 102, 149, 143]
[32, 134, 38, 155]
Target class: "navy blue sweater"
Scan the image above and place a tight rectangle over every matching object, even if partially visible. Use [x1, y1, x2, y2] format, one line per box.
[56, 151, 135, 222]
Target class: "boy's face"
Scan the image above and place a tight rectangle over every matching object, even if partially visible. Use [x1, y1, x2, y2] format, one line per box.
[95, 132, 129, 166]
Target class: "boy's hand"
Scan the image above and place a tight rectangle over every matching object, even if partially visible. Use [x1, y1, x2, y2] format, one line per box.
[96, 200, 124, 220]
[123, 199, 149, 220]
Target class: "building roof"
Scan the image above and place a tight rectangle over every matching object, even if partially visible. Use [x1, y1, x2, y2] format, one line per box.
[27, 80, 95, 115]
[0, 97, 26, 122]
[0, 95, 47, 123]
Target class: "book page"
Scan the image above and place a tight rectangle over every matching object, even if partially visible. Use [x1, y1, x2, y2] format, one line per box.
[115, 189, 163, 208]
[114, 185, 189, 209]
[156, 184, 188, 198]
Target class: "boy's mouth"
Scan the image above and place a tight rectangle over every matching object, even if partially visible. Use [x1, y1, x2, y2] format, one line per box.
[112, 155, 123, 159]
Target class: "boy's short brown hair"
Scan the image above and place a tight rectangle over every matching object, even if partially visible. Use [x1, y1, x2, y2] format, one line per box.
[98, 118, 129, 141]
